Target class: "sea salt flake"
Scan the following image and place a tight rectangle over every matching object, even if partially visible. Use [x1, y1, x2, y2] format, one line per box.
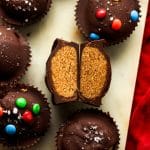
[94, 137, 103, 143]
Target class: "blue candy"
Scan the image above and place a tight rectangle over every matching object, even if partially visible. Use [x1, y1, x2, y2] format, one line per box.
[130, 10, 139, 22]
[5, 124, 16, 135]
[89, 33, 100, 40]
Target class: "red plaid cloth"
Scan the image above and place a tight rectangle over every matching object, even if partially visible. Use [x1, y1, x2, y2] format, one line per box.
[126, 2, 150, 150]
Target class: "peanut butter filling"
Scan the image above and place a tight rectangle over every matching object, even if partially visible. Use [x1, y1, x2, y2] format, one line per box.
[51, 46, 77, 98]
[80, 47, 108, 99]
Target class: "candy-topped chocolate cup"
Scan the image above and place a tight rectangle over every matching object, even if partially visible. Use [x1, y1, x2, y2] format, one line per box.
[0, 0, 52, 26]
[75, 0, 141, 45]
[0, 84, 51, 149]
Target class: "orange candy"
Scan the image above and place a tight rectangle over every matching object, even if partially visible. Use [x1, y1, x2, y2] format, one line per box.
[112, 19, 122, 31]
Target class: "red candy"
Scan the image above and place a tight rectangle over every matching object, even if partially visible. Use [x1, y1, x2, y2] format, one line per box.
[0, 107, 3, 117]
[112, 19, 122, 31]
[22, 110, 33, 123]
[95, 8, 106, 19]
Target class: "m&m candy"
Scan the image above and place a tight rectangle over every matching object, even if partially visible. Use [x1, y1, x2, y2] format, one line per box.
[16, 97, 27, 109]
[130, 10, 139, 22]
[95, 8, 106, 19]
[5, 124, 16, 135]
[0, 107, 3, 117]
[32, 104, 41, 115]
[89, 33, 100, 40]
[112, 19, 122, 31]
[22, 110, 33, 123]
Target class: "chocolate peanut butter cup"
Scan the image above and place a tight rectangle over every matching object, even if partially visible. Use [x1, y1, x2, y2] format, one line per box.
[0, 0, 52, 26]
[56, 109, 120, 150]
[79, 41, 111, 106]
[46, 39, 79, 104]
[0, 25, 31, 92]
[0, 84, 51, 149]
[46, 39, 111, 106]
[75, 0, 141, 45]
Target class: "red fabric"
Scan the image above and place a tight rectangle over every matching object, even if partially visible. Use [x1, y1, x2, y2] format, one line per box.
[126, 2, 150, 150]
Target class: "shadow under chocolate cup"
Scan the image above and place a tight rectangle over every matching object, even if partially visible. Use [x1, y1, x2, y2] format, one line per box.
[0, 84, 51, 149]
[0, 0, 52, 26]
[0, 25, 31, 95]
[75, 0, 141, 45]
[56, 109, 120, 150]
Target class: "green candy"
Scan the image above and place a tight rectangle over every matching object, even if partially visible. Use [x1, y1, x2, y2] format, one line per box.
[16, 97, 27, 109]
[32, 104, 41, 115]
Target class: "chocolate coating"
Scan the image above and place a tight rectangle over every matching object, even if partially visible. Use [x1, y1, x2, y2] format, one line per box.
[0, 84, 51, 148]
[0, 0, 52, 26]
[57, 110, 119, 150]
[76, 0, 140, 44]
[0, 25, 31, 89]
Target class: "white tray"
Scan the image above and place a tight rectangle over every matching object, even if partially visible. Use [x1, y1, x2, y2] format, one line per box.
[1, 0, 149, 149]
